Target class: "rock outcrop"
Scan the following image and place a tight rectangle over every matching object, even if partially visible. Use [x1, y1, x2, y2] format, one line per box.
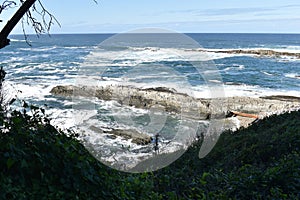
[51, 84, 300, 119]
[197, 49, 300, 59]
[89, 125, 151, 145]
[51, 84, 211, 120]
[107, 129, 151, 145]
[51, 84, 300, 141]
[260, 95, 300, 102]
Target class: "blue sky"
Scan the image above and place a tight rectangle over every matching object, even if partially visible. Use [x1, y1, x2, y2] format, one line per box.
[2, 0, 300, 33]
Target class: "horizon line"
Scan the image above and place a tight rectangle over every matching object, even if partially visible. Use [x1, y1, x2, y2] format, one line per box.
[10, 32, 300, 36]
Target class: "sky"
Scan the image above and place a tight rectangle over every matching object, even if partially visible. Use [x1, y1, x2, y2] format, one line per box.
[2, 0, 300, 34]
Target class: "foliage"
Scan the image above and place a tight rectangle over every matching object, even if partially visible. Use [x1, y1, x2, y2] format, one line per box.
[0, 99, 299, 199]
[152, 110, 300, 199]
[0, 103, 158, 199]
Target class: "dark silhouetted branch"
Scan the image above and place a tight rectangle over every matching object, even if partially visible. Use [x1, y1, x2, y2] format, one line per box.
[0, 0, 36, 49]
[0, 0, 60, 49]
[0, 1, 17, 15]
[22, 0, 60, 37]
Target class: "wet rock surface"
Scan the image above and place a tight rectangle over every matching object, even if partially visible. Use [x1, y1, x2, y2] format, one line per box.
[51, 84, 211, 119]
[51, 84, 300, 139]
[104, 129, 152, 145]
[89, 125, 151, 145]
[199, 49, 300, 59]
[260, 95, 300, 102]
[51, 84, 300, 117]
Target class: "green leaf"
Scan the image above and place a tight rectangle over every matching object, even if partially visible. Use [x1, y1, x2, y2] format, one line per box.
[6, 158, 16, 169]
[21, 159, 28, 168]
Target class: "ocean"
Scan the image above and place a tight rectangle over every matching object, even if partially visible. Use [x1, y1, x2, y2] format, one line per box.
[1, 33, 300, 171]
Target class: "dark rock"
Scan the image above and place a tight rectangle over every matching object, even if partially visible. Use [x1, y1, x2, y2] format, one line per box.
[88, 125, 151, 145]
[50, 85, 300, 123]
[260, 95, 300, 102]
[144, 87, 177, 94]
[106, 134, 117, 139]
[50, 85, 74, 96]
[104, 129, 151, 145]
[203, 49, 300, 59]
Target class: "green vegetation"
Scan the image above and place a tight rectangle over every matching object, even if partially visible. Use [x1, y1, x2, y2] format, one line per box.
[0, 102, 299, 199]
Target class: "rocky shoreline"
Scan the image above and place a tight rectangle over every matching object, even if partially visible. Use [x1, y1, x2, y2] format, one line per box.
[50, 84, 300, 144]
[51, 84, 300, 117]
[197, 49, 300, 59]
[89, 125, 151, 145]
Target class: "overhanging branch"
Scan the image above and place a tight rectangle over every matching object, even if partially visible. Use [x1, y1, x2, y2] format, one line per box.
[0, 0, 36, 49]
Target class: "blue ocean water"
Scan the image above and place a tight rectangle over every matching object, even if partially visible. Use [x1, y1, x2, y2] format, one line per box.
[0, 33, 299, 120]
[2, 33, 299, 95]
[1, 33, 300, 168]
[1, 33, 299, 126]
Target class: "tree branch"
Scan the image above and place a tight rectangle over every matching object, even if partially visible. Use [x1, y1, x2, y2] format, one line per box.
[22, 0, 60, 37]
[0, 1, 17, 15]
[0, 0, 96, 49]
[0, 0, 36, 49]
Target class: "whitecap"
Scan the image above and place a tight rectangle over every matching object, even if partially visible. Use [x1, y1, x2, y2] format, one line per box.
[261, 71, 273, 76]
[19, 46, 58, 52]
[192, 83, 300, 98]
[285, 73, 300, 79]
[10, 39, 27, 42]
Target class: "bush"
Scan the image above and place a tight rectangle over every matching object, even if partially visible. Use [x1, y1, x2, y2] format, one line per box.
[0, 97, 299, 199]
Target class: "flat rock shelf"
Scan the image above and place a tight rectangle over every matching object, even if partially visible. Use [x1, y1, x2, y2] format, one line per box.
[50, 84, 300, 142]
